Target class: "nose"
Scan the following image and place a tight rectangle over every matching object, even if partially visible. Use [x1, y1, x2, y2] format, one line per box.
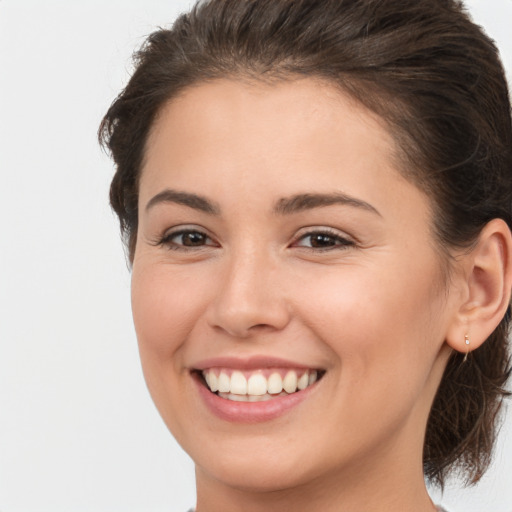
[205, 248, 291, 338]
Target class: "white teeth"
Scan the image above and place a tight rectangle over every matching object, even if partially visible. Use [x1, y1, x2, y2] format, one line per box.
[219, 391, 288, 402]
[230, 371, 247, 395]
[225, 392, 249, 402]
[247, 374, 267, 395]
[218, 372, 230, 393]
[208, 372, 218, 392]
[202, 368, 321, 398]
[248, 393, 271, 402]
[283, 370, 298, 393]
[267, 372, 283, 394]
[297, 372, 309, 390]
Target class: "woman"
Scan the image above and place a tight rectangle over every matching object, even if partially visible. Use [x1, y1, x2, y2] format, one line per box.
[99, 1, 512, 510]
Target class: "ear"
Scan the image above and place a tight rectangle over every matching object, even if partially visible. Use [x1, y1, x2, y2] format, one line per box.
[445, 219, 512, 354]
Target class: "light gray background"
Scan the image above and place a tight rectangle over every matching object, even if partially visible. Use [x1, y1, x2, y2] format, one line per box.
[0, 1, 511, 511]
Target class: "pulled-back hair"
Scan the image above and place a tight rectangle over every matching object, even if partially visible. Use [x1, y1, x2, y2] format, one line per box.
[99, 0, 512, 486]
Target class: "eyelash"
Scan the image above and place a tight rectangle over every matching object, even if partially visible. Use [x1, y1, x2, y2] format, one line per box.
[157, 227, 354, 252]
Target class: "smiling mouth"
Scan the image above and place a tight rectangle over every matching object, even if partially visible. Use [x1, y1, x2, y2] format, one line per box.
[198, 368, 324, 402]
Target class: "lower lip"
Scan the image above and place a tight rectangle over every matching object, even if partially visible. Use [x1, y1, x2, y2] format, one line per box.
[193, 373, 317, 423]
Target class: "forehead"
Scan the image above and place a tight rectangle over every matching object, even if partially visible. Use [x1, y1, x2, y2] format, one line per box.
[141, 78, 402, 198]
[147, 77, 394, 146]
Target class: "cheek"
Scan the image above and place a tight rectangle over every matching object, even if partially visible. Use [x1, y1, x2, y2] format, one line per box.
[294, 258, 445, 382]
[291, 263, 446, 449]
[130, 261, 216, 440]
[131, 262, 210, 369]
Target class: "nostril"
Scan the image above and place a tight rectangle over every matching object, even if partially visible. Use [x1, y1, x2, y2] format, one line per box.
[209, 320, 280, 339]
[250, 323, 276, 331]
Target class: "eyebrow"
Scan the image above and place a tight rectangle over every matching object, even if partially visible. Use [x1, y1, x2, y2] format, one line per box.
[145, 189, 380, 217]
[145, 189, 221, 215]
[273, 192, 381, 216]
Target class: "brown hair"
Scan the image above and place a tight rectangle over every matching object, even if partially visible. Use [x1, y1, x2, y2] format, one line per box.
[99, 0, 512, 486]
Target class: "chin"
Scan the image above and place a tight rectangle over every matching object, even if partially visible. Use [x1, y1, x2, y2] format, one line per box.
[195, 452, 318, 494]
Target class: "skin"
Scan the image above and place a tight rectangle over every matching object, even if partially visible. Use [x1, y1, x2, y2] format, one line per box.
[131, 78, 507, 512]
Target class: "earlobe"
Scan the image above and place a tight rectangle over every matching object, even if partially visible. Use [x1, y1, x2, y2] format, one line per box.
[446, 218, 512, 354]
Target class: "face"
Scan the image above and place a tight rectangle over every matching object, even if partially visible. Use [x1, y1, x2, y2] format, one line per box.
[132, 79, 456, 493]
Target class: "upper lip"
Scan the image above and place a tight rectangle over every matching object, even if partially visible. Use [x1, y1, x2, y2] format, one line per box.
[192, 355, 323, 371]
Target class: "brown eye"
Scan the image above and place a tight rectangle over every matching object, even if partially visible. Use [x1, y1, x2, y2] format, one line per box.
[294, 230, 354, 250]
[177, 231, 208, 246]
[308, 233, 338, 248]
[160, 229, 217, 250]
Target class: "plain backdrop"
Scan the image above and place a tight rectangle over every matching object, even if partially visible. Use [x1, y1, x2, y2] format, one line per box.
[0, 1, 511, 511]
